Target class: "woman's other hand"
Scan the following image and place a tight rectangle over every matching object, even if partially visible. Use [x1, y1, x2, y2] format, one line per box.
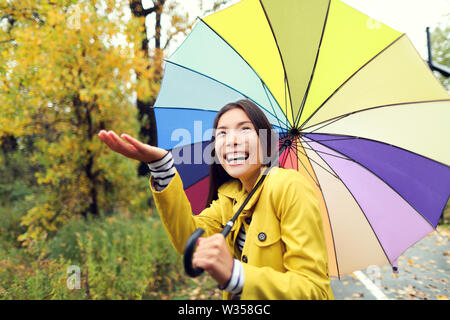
[193, 234, 234, 287]
[98, 130, 168, 163]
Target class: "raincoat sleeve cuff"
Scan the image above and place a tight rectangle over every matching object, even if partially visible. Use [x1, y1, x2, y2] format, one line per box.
[218, 259, 244, 295]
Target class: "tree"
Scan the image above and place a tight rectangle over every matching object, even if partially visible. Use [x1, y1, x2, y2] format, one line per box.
[0, 0, 151, 245]
[429, 23, 450, 91]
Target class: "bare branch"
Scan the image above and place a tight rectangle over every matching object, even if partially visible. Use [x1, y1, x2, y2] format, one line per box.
[0, 38, 14, 44]
[129, 0, 158, 17]
[203, 0, 230, 15]
[163, 20, 195, 51]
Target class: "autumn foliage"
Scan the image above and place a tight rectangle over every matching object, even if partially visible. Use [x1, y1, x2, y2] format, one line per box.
[0, 0, 153, 244]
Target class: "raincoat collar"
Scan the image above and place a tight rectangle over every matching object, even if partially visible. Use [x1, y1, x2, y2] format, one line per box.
[217, 166, 275, 211]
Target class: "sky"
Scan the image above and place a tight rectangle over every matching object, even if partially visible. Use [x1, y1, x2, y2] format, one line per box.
[161, 0, 449, 60]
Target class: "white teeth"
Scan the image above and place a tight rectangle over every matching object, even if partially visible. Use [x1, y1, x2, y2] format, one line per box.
[226, 153, 249, 162]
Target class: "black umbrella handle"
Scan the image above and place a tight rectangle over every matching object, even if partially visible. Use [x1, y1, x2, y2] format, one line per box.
[183, 222, 234, 278]
[183, 228, 205, 277]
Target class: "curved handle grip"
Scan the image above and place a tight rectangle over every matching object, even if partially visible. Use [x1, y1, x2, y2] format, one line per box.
[183, 228, 205, 277]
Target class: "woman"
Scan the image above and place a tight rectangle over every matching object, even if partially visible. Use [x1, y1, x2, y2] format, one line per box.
[98, 99, 334, 300]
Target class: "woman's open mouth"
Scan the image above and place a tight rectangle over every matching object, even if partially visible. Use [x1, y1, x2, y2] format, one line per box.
[225, 152, 249, 165]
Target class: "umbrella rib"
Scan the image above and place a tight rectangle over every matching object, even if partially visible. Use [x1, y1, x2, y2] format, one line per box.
[300, 141, 356, 163]
[293, 139, 341, 180]
[163, 60, 283, 125]
[288, 144, 296, 170]
[284, 76, 291, 126]
[301, 137, 394, 268]
[198, 19, 287, 124]
[261, 79, 290, 130]
[280, 150, 287, 167]
[300, 140, 383, 164]
[293, 138, 361, 277]
[283, 139, 296, 169]
[299, 33, 406, 130]
[280, 144, 290, 167]
[294, 0, 332, 129]
[258, 0, 295, 127]
[287, 141, 321, 189]
[302, 137, 360, 143]
[304, 134, 437, 231]
[155, 106, 222, 114]
[303, 129, 450, 169]
[296, 138, 342, 278]
[304, 115, 350, 135]
[301, 98, 450, 133]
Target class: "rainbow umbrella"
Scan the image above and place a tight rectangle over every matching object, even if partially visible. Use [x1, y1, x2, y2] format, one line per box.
[153, 0, 450, 277]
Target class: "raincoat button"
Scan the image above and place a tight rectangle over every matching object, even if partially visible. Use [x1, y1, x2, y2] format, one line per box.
[258, 232, 267, 242]
[242, 255, 248, 263]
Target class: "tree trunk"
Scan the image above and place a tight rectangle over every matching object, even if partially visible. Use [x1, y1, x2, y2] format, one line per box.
[130, 1, 164, 178]
[73, 93, 100, 217]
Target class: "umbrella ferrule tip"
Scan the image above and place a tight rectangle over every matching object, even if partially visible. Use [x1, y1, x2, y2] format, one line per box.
[283, 139, 292, 147]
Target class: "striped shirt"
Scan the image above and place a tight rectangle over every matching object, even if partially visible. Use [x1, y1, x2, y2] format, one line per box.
[236, 224, 246, 252]
[147, 151, 245, 297]
[147, 151, 176, 191]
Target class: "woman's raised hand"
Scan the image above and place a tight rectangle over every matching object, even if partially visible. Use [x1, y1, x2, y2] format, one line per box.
[98, 130, 168, 163]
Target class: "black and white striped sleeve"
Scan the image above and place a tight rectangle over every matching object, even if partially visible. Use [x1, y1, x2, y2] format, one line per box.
[219, 259, 245, 297]
[147, 151, 175, 191]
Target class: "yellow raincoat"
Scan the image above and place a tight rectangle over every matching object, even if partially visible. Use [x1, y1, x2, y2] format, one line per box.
[150, 165, 334, 300]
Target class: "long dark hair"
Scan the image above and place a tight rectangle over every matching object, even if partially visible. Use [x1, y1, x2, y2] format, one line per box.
[205, 99, 276, 208]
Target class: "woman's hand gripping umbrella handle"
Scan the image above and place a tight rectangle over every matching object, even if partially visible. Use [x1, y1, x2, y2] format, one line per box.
[183, 142, 290, 278]
[183, 222, 234, 278]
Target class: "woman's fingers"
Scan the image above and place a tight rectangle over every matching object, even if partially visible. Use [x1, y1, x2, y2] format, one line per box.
[98, 130, 109, 142]
[98, 130, 168, 162]
[193, 256, 215, 271]
[98, 130, 117, 150]
[192, 234, 233, 287]
[193, 249, 219, 270]
[121, 133, 144, 149]
[99, 131, 135, 152]
[99, 130, 139, 158]
[193, 235, 224, 267]
[121, 133, 169, 163]
[105, 131, 125, 151]
[110, 131, 140, 156]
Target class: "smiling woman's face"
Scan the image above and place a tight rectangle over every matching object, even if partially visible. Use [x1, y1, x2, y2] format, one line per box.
[214, 107, 264, 192]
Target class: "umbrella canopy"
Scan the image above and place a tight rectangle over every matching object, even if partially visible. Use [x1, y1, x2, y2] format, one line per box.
[153, 0, 450, 277]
